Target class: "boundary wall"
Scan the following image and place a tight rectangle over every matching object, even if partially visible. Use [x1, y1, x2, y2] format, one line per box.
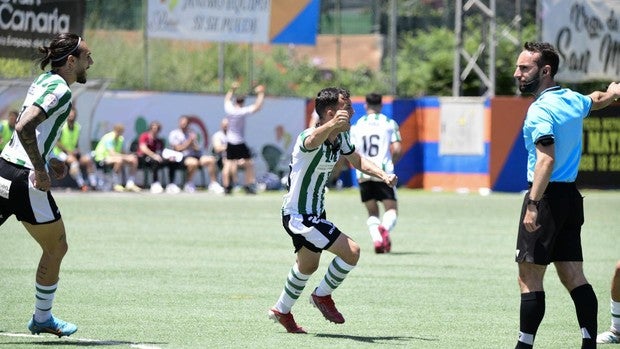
[344, 96, 620, 192]
[2, 86, 619, 191]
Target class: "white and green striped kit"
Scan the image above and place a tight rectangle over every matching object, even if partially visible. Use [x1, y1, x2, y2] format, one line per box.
[350, 113, 401, 183]
[1, 72, 72, 169]
[282, 128, 355, 215]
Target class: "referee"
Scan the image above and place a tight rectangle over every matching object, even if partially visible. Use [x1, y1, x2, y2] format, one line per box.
[512, 41, 620, 349]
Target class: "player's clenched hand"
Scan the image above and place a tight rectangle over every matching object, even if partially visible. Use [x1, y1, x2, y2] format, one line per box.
[384, 174, 398, 187]
[48, 158, 67, 180]
[32, 169, 51, 191]
[330, 110, 350, 131]
[607, 81, 620, 100]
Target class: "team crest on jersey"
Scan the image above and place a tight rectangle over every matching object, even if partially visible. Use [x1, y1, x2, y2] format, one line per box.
[0, 176, 10, 199]
[43, 94, 59, 108]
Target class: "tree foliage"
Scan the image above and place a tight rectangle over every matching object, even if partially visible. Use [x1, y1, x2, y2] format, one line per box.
[3, 0, 604, 98]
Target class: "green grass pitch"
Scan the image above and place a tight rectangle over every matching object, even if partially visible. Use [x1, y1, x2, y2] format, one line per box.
[0, 188, 618, 348]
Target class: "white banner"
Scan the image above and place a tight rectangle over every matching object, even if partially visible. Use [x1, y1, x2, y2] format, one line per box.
[542, 0, 620, 82]
[147, 0, 272, 43]
[438, 97, 485, 156]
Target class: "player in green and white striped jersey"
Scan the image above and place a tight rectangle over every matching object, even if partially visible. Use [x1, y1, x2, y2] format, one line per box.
[0, 33, 93, 338]
[269, 87, 398, 333]
[350, 93, 402, 254]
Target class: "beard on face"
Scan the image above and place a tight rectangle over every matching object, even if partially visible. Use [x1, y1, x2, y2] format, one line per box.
[518, 71, 541, 94]
[76, 69, 87, 84]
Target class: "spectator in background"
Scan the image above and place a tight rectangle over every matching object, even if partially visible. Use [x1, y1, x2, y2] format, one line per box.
[93, 123, 140, 192]
[136, 121, 171, 194]
[222, 81, 265, 194]
[351, 92, 402, 254]
[211, 117, 228, 173]
[167, 115, 223, 194]
[0, 109, 17, 151]
[53, 107, 98, 191]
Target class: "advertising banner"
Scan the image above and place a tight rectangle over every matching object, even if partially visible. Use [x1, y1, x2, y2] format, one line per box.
[0, 0, 85, 60]
[541, 0, 620, 82]
[438, 97, 485, 156]
[146, 0, 319, 45]
[578, 106, 620, 188]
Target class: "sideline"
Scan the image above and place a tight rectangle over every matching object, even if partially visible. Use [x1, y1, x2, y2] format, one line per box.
[0, 332, 163, 349]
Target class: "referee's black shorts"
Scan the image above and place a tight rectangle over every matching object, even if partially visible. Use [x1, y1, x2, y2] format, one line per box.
[515, 182, 584, 265]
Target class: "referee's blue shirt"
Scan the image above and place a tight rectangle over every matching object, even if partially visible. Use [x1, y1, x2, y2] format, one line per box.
[523, 86, 592, 183]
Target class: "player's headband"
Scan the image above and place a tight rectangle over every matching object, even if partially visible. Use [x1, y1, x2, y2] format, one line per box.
[51, 37, 82, 62]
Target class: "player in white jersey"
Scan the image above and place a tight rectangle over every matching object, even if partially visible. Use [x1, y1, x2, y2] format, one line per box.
[269, 87, 397, 333]
[351, 93, 402, 254]
[0, 33, 93, 338]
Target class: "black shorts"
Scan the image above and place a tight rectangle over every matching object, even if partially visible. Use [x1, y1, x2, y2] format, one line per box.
[515, 182, 584, 265]
[215, 153, 224, 170]
[226, 143, 251, 160]
[184, 150, 204, 160]
[359, 181, 397, 202]
[282, 212, 342, 253]
[0, 158, 61, 225]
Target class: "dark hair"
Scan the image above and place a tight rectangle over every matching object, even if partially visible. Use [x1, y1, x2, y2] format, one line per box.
[365, 92, 382, 106]
[150, 121, 162, 130]
[523, 42, 559, 77]
[38, 33, 82, 70]
[315, 87, 350, 120]
[235, 96, 246, 105]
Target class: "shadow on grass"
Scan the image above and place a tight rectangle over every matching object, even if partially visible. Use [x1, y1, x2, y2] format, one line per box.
[385, 251, 428, 256]
[314, 332, 436, 344]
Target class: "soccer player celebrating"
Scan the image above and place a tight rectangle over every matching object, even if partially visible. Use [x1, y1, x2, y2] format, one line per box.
[0, 33, 92, 337]
[268, 87, 397, 333]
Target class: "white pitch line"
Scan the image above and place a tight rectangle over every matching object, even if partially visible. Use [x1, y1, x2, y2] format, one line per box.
[0, 332, 162, 349]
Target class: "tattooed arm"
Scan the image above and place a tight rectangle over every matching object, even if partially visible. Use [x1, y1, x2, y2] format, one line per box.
[15, 105, 50, 190]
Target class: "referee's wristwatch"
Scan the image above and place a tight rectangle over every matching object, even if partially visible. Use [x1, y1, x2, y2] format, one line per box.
[526, 198, 540, 207]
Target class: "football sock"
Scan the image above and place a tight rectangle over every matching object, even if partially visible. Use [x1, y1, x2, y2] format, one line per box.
[611, 300, 620, 332]
[88, 172, 98, 187]
[366, 216, 382, 243]
[34, 282, 57, 323]
[570, 284, 597, 349]
[381, 209, 397, 232]
[315, 257, 355, 297]
[516, 291, 545, 349]
[70, 162, 85, 187]
[112, 173, 121, 185]
[74, 175, 85, 187]
[274, 263, 309, 314]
